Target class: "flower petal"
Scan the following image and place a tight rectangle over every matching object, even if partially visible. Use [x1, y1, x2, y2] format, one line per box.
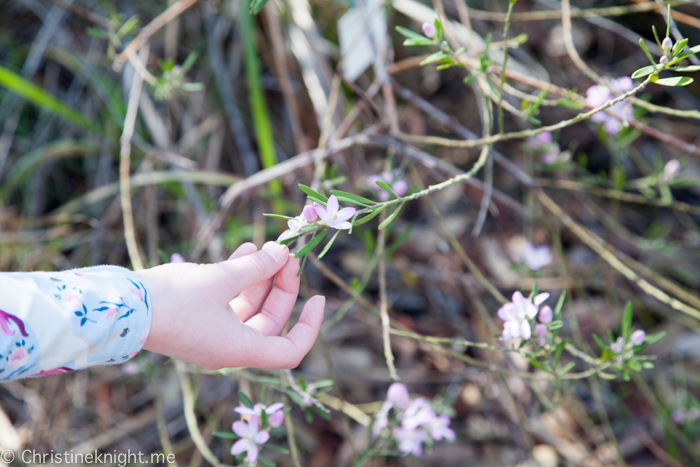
[497, 303, 515, 321]
[521, 320, 531, 340]
[393, 180, 408, 197]
[314, 205, 329, 224]
[230, 439, 249, 456]
[247, 444, 259, 465]
[326, 195, 339, 215]
[335, 207, 356, 222]
[368, 175, 383, 188]
[268, 411, 285, 428]
[254, 430, 270, 445]
[232, 420, 249, 437]
[335, 221, 353, 230]
[266, 402, 285, 414]
[533, 293, 550, 307]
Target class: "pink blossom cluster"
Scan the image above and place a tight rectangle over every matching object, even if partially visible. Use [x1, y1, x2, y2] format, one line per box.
[368, 170, 409, 201]
[374, 382, 455, 457]
[497, 291, 550, 342]
[230, 402, 285, 465]
[525, 132, 571, 165]
[278, 195, 356, 242]
[585, 77, 634, 135]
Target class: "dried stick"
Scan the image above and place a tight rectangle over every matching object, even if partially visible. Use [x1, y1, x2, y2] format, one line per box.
[119, 50, 147, 271]
[113, 0, 201, 71]
[377, 215, 398, 381]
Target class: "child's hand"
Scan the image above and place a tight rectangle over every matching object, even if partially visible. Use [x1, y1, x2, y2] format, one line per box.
[135, 242, 325, 370]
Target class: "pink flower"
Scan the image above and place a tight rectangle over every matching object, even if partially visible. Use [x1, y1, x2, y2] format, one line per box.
[630, 330, 646, 346]
[393, 426, 427, 457]
[368, 171, 409, 201]
[400, 398, 435, 430]
[522, 242, 552, 271]
[586, 78, 634, 135]
[8, 347, 29, 369]
[302, 205, 318, 222]
[662, 159, 680, 182]
[421, 22, 436, 38]
[170, 253, 185, 263]
[534, 323, 548, 345]
[538, 306, 553, 324]
[427, 414, 455, 441]
[230, 416, 270, 464]
[314, 195, 355, 230]
[235, 403, 286, 428]
[498, 291, 550, 341]
[387, 382, 410, 408]
[526, 131, 553, 149]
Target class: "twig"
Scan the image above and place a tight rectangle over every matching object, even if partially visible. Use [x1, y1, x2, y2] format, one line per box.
[113, 0, 201, 71]
[119, 49, 147, 271]
[377, 213, 399, 381]
[174, 361, 229, 467]
[536, 190, 700, 321]
[561, 0, 602, 83]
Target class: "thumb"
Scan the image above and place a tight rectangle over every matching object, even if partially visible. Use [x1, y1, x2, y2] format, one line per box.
[205, 242, 290, 302]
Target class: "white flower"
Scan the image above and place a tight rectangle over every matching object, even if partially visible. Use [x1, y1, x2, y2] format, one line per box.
[393, 426, 427, 457]
[522, 242, 552, 271]
[498, 291, 550, 341]
[230, 416, 270, 464]
[235, 402, 286, 428]
[277, 215, 308, 242]
[313, 195, 355, 230]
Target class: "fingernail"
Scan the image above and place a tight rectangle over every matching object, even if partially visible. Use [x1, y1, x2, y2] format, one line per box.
[263, 242, 288, 262]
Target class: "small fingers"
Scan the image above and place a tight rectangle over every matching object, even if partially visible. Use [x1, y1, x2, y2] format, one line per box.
[228, 242, 258, 261]
[236, 295, 325, 369]
[244, 254, 301, 335]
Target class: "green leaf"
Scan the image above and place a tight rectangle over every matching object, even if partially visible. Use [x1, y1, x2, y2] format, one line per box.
[257, 455, 276, 467]
[238, 391, 254, 409]
[295, 228, 329, 258]
[557, 362, 576, 377]
[644, 331, 666, 345]
[330, 190, 376, 206]
[375, 180, 399, 198]
[117, 15, 140, 38]
[627, 359, 642, 372]
[638, 38, 659, 71]
[250, 0, 270, 14]
[311, 404, 332, 421]
[554, 339, 567, 367]
[378, 203, 404, 230]
[599, 371, 618, 380]
[213, 430, 239, 439]
[395, 26, 428, 42]
[555, 98, 585, 109]
[621, 302, 633, 339]
[668, 65, 700, 72]
[263, 213, 295, 220]
[528, 358, 551, 373]
[592, 334, 607, 351]
[316, 230, 340, 260]
[654, 76, 694, 86]
[672, 38, 689, 57]
[631, 65, 656, 79]
[642, 362, 655, 369]
[353, 206, 386, 226]
[265, 444, 291, 454]
[420, 51, 447, 66]
[299, 184, 328, 203]
[547, 321, 564, 331]
[0, 65, 99, 133]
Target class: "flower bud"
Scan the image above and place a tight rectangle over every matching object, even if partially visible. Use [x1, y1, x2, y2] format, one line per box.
[440, 41, 449, 51]
[610, 337, 625, 353]
[662, 37, 673, 52]
[534, 323, 548, 337]
[422, 22, 437, 38]
[538, 305, 553, 324]
[302, 205, 318, 222]
[660, 55, 669, 65]
[630, 329, 646, 346]
[170, 253, 186, 263]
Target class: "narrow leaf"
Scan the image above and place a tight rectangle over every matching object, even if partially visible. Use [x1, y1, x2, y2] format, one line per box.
[330, 190, 376, 205]
[378, 203, 404, 230]
[375, 180, 399, 198]
[353, 206, 386, 226]
[654, 76, 694, 86]
[295, 228, 329, 258]
[238, 391, 254, 409]
[621, 302, 633, 339]
[316, 230, 341, 260]
[299, 184, 328, 203]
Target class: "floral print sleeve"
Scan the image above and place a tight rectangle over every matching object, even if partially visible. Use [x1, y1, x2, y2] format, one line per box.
[0, 266, 151, 380]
